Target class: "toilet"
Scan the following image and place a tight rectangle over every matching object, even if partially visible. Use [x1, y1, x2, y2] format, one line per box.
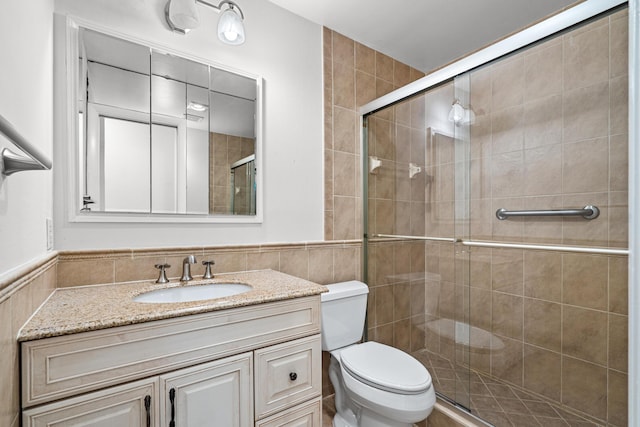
[321, 281, 435, 427]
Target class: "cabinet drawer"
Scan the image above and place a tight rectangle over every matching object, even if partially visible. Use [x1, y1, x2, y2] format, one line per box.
[254, 335, 321, 420]
[255, 396, 322, 427]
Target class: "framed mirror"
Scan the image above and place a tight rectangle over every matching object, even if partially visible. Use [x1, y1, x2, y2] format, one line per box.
[67, 20, 262, 222]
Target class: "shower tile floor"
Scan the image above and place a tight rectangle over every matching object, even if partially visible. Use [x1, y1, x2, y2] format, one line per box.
[412, 349, 605, 427]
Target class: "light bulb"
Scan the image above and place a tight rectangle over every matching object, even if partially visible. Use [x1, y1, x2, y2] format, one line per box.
[217, 6, 245, 45]
[448, 101, 465, 124]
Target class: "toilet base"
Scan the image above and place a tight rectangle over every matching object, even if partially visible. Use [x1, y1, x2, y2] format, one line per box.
[331, 408, 417, 427]
[359, 408, 422, 427]
[332, 412, 356, 427]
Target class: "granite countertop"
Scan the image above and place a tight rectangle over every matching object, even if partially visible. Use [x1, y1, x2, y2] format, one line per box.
[19, 269, 327, 342]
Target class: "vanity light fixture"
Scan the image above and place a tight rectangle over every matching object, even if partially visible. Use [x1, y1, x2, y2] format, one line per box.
[447, 99, 475, 126]
[165, 0, 246, 45]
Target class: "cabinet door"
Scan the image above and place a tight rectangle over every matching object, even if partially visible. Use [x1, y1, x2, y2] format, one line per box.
[160, 352, 253, 427]
[23, 377, 158, 427]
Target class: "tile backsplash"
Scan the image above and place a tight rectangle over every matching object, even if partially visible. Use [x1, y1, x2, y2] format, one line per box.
[56, 240, 360, 288]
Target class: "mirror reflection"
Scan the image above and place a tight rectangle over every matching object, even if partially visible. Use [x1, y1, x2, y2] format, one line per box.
[77, 27, 258, 216]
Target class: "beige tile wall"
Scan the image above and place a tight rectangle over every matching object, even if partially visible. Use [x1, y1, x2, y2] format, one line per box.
[462, 248, 628, 424]
[210, 132, 255, 214]
[323, 28, 424, 241]
[366, 240, 430, 353]
[468, 10, 628, 249]
[0, 255, 57, 427]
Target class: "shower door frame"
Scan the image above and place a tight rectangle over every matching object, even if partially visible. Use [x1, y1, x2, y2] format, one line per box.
[359, 0, 639, 423]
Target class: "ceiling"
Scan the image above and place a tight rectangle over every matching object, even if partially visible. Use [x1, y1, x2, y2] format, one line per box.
[267, 0, 579, 72]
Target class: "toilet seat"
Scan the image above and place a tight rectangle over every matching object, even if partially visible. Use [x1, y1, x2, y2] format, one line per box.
[339, 341, 432, 395]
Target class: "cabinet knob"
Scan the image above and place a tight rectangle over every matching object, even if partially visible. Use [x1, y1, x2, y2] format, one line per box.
[289, 372, 297, 381]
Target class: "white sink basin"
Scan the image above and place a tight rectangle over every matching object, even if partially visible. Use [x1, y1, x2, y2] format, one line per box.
[134, 283, 252, 303]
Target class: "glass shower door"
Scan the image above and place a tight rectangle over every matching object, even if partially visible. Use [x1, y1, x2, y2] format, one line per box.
[230, 155, 256, 215]
[363, 79, 471, 410]
[362, 4, 628, 426]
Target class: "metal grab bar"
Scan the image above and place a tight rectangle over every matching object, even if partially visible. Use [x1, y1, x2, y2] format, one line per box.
[496, 205, 599, 220]
[0, 114, 52, 176]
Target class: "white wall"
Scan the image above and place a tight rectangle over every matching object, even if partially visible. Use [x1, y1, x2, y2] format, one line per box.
[53, 0, 324, 250]
[0, 1, 54, 278]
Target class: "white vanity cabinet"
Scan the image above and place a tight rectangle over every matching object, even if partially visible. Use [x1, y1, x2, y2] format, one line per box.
[21, 296, 322, 427]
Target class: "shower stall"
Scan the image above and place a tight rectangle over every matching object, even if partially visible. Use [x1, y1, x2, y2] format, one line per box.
[362, 2, 630, 426]
[230, 154, 256, 215]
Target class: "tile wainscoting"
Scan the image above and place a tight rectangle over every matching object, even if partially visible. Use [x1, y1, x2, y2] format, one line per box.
[0, 254, 57, 427]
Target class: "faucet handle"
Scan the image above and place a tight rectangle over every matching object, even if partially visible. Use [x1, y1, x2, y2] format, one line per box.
[154, 263, 171, 284]
[202, 260, 215, 279]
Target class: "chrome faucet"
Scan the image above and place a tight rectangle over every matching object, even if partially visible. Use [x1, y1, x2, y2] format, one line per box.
[180, 255, 197, 281]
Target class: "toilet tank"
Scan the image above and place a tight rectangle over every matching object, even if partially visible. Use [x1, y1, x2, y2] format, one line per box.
[321, 281, 369, 351]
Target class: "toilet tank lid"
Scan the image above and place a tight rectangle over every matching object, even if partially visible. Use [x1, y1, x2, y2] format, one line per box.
[321, 280, 369, 302]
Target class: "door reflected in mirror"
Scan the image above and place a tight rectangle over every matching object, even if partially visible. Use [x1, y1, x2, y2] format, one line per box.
[76, 26, 259, 218]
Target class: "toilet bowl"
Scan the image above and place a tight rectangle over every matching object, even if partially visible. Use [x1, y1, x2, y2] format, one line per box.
[321, 281, 435, 427]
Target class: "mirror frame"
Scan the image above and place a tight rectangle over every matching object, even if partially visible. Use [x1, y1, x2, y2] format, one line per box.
[58, 15, 263, 223]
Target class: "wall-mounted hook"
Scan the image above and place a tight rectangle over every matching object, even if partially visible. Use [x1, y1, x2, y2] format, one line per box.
[369, 156, 381, 174]
[409, 163, 422, 179]
[81, 195, 95, 211]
